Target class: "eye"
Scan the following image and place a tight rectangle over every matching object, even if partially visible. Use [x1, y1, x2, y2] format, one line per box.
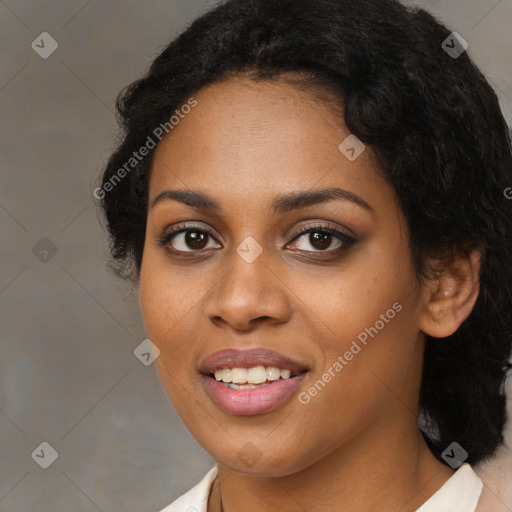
[158, 221, 355, 256]
[159, 223, 221, 253]
[287, 223, 355, 253]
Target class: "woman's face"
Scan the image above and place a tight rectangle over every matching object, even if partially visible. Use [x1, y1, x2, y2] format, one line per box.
[139, 76, 431, 476]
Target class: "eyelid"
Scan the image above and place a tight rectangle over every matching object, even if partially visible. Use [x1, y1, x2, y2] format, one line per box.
[287, 221, 354, 241]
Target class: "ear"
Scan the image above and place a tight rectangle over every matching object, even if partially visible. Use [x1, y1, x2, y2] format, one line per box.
[419, 249, 481, 338]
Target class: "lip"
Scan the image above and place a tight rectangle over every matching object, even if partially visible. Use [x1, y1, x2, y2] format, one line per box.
[199, 348, 310, 416]
[201, 372, 308, 415]
[199, 347, 309, 374]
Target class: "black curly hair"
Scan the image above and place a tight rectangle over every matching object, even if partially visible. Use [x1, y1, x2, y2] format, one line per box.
[97, 0, 512, 466]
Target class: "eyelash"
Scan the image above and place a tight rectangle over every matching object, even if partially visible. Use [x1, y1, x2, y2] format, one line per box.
[158, 221, 356, 256]
[289, 223, 355, 254]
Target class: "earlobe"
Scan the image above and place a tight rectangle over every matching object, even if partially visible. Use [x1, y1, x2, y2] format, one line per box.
[419, 249, 481, 338]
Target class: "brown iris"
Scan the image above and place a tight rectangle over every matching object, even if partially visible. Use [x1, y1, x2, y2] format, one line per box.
[309, 231, 332, 250]
[185, 231, 208, 250]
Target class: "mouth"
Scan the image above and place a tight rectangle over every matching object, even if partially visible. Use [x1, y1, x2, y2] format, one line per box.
[199, 348, 309, 415]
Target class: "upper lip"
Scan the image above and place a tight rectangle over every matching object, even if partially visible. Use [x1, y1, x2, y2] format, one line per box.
[199, 347, 309, 375]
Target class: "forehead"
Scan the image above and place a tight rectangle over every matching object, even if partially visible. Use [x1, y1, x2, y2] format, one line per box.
[149, 76, 386, 207]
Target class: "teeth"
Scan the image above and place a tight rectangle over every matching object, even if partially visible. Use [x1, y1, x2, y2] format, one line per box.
[247, 366, 267, 384]
[227, 382, 268, 390]
[213, 366, 295, 384]
[219, 369, 232, 383]
[267, 367, 281, 380]
[231, 368, 248, 384]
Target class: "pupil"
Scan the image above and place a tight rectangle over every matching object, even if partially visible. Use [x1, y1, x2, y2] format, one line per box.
[186, 231, 207, 250]
[310, 231, 331, 250]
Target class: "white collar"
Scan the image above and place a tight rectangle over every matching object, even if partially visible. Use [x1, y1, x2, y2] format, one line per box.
[159, 462, 483, 512]
[416, 463, 483, 512]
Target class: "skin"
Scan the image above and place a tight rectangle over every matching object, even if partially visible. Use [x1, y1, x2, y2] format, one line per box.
[139, 75, 481, 512]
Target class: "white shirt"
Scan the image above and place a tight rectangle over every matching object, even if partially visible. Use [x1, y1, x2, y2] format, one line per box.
[159, 463, 483, 512]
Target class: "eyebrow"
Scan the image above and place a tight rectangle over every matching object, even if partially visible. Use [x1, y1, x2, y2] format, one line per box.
[151, 187, 372, 213]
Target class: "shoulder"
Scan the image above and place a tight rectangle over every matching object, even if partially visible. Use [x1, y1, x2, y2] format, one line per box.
[157, 466, 218, 512]
[476, 484, 511, 512]
[474, 457, 512, 512]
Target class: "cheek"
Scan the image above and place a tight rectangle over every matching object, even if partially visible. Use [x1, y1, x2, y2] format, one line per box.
[291, 248, 421, 398]
[139, 249, 219, 386]
[290, 258, 409, 348]
[139, 261, 203, 414]
[140, 246, 197, 332]
[139, 252, 191, 362]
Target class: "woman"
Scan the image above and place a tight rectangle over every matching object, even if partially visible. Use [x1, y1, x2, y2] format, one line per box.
[97, 0, 512, 510]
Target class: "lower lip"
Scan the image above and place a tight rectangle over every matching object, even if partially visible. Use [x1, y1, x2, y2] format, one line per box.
[202, 373, 308, 416]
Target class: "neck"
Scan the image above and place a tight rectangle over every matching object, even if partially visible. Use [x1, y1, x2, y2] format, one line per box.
[209, 423, 454, 512]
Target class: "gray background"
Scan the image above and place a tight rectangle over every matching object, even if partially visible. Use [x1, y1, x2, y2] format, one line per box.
[1, 1, 511, 511]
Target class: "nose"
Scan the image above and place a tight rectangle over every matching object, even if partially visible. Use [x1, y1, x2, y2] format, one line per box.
[202, 248, 292, 332]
